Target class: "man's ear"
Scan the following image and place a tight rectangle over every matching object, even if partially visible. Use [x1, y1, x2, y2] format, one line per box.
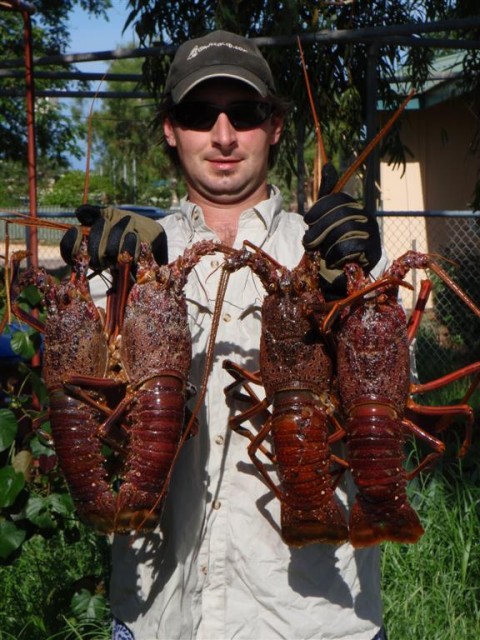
[163, 117, 177, 147]
[270, 114, 284, 145]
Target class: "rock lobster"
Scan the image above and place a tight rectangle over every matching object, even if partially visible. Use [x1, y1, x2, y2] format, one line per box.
[322, 251, 480, 547]
[223, 242, 349, 548]
[10, 236, 221, 533]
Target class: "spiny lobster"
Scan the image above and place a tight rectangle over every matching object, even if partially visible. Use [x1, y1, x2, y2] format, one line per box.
[223, 242, 349, 548]
[10, 236, 222, 533]
[323, 251, 480, 547]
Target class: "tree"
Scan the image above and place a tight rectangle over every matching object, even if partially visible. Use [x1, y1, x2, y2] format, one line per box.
[0, 1, 112, 171]
[86, 56, 177, 207]
[40, 169, 116, 207]
[123, 0, 480, 211]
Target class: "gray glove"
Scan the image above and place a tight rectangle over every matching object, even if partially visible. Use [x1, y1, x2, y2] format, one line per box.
[60, 205, 168, 270]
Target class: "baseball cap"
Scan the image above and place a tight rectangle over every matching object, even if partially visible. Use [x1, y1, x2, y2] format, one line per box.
[164, 30, 276, 104]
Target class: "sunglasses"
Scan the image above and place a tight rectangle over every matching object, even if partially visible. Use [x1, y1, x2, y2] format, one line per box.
[169, 101, 274, 131]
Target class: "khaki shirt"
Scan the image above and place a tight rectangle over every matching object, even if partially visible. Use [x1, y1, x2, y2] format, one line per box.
[109, 187, 384, 640]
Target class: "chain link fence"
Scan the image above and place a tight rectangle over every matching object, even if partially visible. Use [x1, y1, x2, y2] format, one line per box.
[379, 212, 480, 385]
[2, 207, 480, 386]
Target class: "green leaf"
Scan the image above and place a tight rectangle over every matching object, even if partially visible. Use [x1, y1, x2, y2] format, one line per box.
[0, 520, 26, 559]
[30, 433, 55, 457]
[0, 467, 25, 508]
[10, 330, 36, 360]
[18, 284, 43, 307]
[71, 588, 107, 621]
[24, 494, 55, 529]
[0, 408, 18, 452]
[46, 492, 74, 517]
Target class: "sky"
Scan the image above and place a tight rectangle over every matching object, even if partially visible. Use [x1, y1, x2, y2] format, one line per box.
[67, 2, 138, 74]
[65, 3, 140, 168]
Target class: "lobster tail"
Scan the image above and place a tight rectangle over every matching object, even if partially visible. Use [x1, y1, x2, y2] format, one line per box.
[346, 411, 424, 547]
[272, 390, 348, 547]
[114, 375, 188, 532]
[281, 502, 348, 547]
[349, 498, 424, 547]
[49, 391, 116, 532]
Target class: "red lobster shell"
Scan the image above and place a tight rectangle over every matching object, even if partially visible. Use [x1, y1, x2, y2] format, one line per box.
[327, 252, 480, 547]
[223, 244, 348, 547]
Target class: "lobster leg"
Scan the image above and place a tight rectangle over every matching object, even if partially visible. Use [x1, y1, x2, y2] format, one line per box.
[247, 417, 281, 497]
[400, 417, 446, 479]
[409, 361, 480, 456]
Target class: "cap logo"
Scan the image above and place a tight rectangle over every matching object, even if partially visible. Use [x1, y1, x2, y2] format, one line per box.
[187, 41, 249, 61]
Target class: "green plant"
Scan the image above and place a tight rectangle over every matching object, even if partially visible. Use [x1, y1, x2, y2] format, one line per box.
[382, 466, 480, 638]
[0, 284, 72, 561]
[0, 528, 111, 639]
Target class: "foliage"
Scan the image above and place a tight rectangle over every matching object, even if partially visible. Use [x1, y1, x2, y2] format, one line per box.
[0, 275, 66, 559]
[384, 308, 480, 638]
[0, 0, 111, 166]
[414, 320, 470, 382]
[40, 169, 116, 207]
[382, 464, 480, 638]
[0, 160, 31, 207]
[0, 267, 111, 638]
[0, 528, 111, 639]
[431, 247, 480, 365]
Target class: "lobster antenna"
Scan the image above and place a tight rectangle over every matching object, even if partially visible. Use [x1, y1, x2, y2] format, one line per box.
[297, 35, 328, 199]
[334, 88, 416, 193]
[427, 259, 480, 320]
[297, 36, 328, 168]
[2, 211, 72, 230]
[296, 38, 415, 199]
[186, 266, 231, 431]
[1, 222, 12, 332]
[83, 72, 108, 204]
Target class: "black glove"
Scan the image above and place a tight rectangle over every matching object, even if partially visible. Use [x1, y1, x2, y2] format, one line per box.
[60, 205, 168, 270]
[303, 164, 381, 299]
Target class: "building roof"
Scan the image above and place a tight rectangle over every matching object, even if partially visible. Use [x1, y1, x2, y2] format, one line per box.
[378, 52, 467, 111]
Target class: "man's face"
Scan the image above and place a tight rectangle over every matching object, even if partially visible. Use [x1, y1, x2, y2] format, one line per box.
[163, 79, 283, 207]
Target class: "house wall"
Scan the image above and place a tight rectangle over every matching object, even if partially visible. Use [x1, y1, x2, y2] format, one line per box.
[379, 95, 479, 309]
[380, 96, 478, 213]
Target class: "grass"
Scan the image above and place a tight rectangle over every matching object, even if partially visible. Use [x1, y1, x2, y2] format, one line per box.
[381, 441, 480, 638]
[381, 369, 480, 638]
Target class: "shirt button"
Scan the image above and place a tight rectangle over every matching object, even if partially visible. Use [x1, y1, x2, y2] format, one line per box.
[223, 313, 231, 322]
[215, 435, 224, 445]
[212, 500, 221, 510]
[201, 565, 208, 575]
[210, 259, 219, 268]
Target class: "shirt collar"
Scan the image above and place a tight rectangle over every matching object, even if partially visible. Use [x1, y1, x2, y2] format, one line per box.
[180, 185, 285, 240]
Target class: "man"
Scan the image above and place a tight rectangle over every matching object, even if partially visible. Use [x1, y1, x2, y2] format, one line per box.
[63, 30, 385, 640]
